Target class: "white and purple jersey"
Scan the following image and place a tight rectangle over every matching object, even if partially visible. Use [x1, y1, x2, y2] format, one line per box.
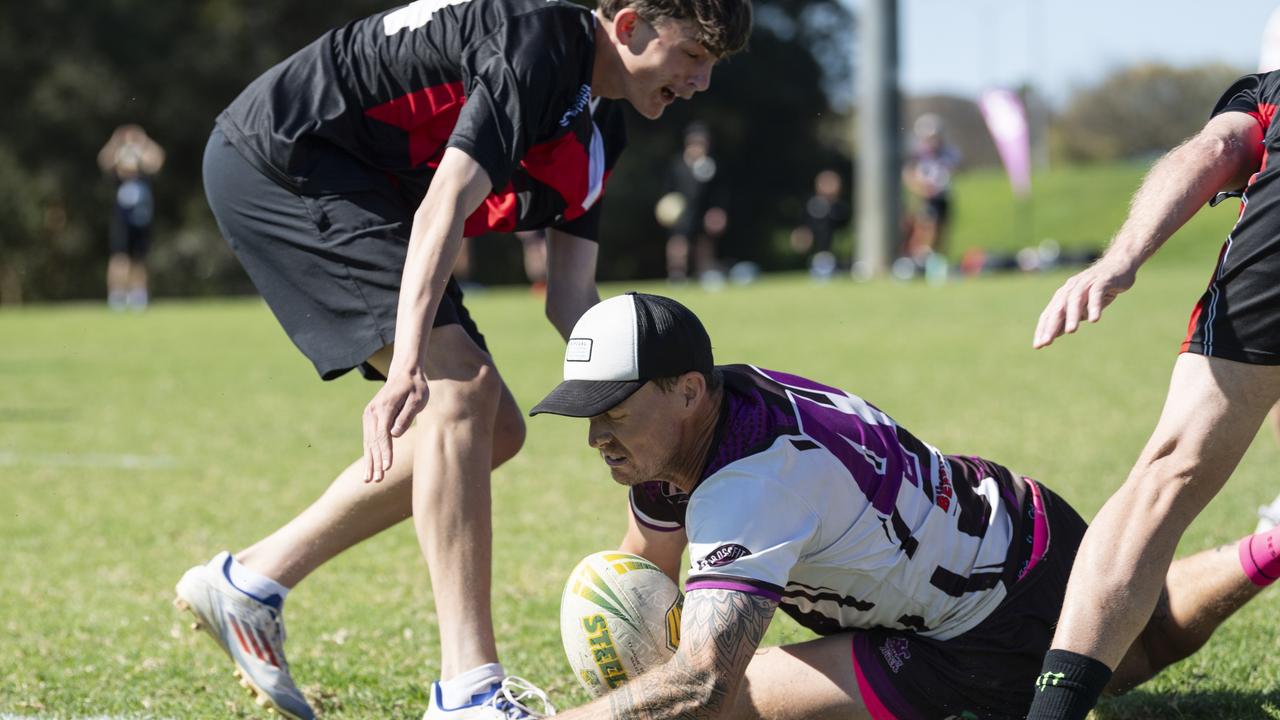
[630, 365, 1049, 641]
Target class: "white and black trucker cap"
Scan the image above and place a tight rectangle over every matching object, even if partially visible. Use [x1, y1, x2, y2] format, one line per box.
[530, 292, 714, 417]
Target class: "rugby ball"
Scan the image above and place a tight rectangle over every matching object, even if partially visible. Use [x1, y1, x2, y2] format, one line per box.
[560, 551, 683, 696]
[654, 192, 687, 229]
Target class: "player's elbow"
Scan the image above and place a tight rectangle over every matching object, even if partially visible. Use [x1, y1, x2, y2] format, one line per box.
[1188, 124, 1262, 189]
[1192, 132, 1246, 167]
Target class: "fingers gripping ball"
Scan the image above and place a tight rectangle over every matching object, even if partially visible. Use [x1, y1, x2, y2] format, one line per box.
[560, 552, 683, 697]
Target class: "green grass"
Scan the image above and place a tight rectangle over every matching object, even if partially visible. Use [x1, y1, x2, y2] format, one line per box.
[1, 157, 1276, 718]
[4, 262, 1280, 719]
[948, 162, 1238, 270]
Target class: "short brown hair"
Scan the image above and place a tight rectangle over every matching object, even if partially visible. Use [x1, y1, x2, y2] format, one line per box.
[651, 368, 723, 394]
[597, 0, 753, 58]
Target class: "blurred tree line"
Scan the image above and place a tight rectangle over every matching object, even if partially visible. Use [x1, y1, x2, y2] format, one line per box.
[1051, 62, 1246, 163]
[0, 0, 852, 302]
[0, 1, 1253, 303]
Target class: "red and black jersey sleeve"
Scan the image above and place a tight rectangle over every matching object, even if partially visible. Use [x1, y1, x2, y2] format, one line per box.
[1211, 71, 1280, 133]
[549, 99, 628, 240]
[448, 7, 596, 192]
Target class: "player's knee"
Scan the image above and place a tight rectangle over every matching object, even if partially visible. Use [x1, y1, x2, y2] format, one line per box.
[1126, 447, 1212, 522]
[430, 360, 504, 427]
[492, 399, 526, 468]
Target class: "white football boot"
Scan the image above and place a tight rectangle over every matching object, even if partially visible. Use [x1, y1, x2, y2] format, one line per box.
[423, 676, 556, 720]
[175, 552, 315, 720]
[1258, 491, 1280, 533]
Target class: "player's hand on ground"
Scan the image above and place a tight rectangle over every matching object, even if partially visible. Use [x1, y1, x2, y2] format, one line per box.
[1033, 259, 1137, 349]
[362, 368, 429, 482]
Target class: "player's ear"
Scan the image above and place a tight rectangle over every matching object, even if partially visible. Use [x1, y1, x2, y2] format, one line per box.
[680, 371, 705, 408]
[613, 7, 640, 45]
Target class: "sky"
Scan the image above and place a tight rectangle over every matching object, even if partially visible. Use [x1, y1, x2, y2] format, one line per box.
[869, 0, 1280, 105]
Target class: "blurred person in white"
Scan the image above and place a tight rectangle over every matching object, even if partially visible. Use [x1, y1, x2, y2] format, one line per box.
[901, 114, 959, 268]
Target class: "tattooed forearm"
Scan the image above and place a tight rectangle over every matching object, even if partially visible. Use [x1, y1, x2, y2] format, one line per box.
[596, 589, 777, 720]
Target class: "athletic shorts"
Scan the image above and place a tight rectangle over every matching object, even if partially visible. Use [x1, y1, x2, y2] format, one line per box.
[1181, 176, 1280, 365]
[849, 480, 1089, 720]
[109, 213, 151, 260]
[202, 126, 487, 380]
[923, 196, 950, 225]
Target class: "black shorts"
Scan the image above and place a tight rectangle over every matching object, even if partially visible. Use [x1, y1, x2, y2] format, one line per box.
[1181, 179, 1280, 365]
[202, 127, 487, 380]
[849, 480, 1089, 720]
[109, 211, 151, 260]
[923, 196, 949, 225]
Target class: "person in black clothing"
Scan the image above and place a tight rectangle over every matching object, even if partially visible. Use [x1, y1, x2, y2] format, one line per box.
[98, 124, 164, 310]
[174, 0, 752, 717]
[663, 123, 727, 282]
[789, 169, 849, 281]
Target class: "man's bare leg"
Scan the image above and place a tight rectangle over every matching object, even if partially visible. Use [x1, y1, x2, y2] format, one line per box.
[410, 324, 507, 678]
[236, 341, 526, 592]
[732, 536, 1276, 719]
[1109, 539, 1268, 693]
[731, 634, 872, 720]
[1027, 353, 1280, 717]
[107, 253, 130, 308]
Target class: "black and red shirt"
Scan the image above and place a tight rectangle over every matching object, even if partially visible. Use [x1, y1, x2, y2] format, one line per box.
[217, 0, 627, 240]
[1211, 72, 1278, 193]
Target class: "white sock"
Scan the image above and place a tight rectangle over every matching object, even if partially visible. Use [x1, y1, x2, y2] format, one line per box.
[438, 663, 505, 708]
[219, 552, 290, 606]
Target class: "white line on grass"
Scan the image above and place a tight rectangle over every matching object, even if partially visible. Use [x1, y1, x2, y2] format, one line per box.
[0, 451, 176, 470]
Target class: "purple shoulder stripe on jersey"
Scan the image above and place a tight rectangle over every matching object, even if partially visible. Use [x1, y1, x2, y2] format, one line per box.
[700, 367, 802, 480]
[686, 574, 783, 602]
[754, 367, 911, 517]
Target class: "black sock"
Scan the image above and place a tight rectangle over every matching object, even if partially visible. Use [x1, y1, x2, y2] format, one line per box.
[1024, 649, 1112, 720]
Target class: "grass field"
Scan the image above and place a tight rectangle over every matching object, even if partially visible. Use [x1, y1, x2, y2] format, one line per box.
[5, 180, 1280, 718]
[948, 162, 1241, 267]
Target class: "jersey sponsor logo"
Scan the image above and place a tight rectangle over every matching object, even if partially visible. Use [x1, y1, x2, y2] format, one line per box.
[566, 338, 593, 362]
[934, 462, 954, 512]
[382, 0, 473, 35]
[697, 543, 751, 569]
[559, 84, 593, 127]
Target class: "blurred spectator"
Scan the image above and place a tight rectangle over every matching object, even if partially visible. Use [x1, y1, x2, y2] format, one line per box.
[661, 123, 727, 283]
[902, 113, 960, 268]
[98, 124, 164, 310]
[789, 169, 850, 281]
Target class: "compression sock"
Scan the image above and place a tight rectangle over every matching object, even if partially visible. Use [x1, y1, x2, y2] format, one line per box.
[1025, 649, 1112, 720]
[438, 663, 505, 708]
[221, 552, 290, 609]
[1239, 525, 1280, 587]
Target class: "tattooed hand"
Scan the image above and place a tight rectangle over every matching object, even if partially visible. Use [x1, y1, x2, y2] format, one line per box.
[560, 589, 777, 720]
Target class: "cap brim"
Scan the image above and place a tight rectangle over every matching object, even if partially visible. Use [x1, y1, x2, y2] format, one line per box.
[529, 379, 645, 418]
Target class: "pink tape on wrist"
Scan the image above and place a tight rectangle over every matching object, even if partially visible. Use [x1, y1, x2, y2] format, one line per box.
[1239, 530, 1280, 587]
